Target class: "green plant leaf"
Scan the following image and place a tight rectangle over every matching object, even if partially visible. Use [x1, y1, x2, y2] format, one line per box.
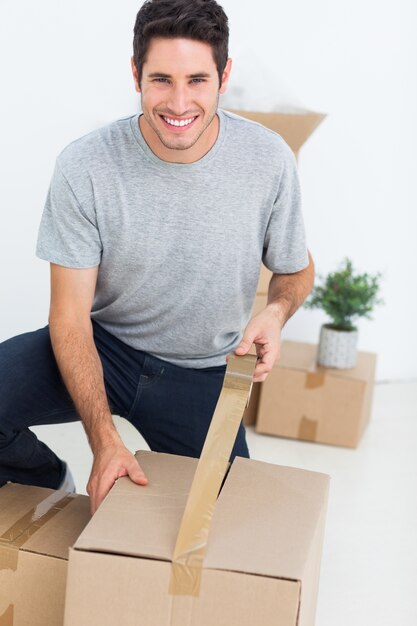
[304, 257, 383, 329]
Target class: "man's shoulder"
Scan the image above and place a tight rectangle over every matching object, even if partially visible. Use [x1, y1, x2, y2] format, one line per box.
[220, 109, 295, 166]
[220, 109, 291, 150]
[56, 114, 135, 174]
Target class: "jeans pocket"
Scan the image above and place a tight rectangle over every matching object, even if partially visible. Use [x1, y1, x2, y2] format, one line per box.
[137, 367, 165, 388]
[126, 358, 165, 421]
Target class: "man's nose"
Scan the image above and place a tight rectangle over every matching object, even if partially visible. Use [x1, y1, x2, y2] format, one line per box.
[167, 85, 190, 115]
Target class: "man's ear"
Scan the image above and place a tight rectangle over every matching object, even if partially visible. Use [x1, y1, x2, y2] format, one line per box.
[219, 58, 232, 94]
[131, 56, 141, 93]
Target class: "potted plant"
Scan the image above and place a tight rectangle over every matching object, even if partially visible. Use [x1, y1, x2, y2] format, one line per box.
[304, 258, 383, 368]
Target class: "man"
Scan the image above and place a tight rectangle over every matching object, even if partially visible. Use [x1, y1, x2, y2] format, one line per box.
[0, 0, 314, 514]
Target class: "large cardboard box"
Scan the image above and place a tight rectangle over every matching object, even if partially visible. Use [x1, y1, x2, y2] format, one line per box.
[256, 340, 377, 447]
[64, 450, 329, 626]
[0, 484, 91, 626]
[256, 264, 273, 294]
[229, 109, 326, 159]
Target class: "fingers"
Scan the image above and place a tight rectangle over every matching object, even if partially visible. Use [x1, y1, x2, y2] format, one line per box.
[233, 340, 279, 382]
[235, 340, 253, 356]
[235, 323, 257, 356]
[253, 345, 278, 382]
[87, 447, 148, 515]
[127, 459, 148, 486]
[91, 472, 118, 515]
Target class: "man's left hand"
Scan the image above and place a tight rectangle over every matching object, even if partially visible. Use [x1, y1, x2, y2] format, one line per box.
[234, 304, 284, 382]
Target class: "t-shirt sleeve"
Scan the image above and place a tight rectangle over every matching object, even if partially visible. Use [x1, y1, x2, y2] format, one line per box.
[262, 149, 309, 274]
[36, 160, 102, 268]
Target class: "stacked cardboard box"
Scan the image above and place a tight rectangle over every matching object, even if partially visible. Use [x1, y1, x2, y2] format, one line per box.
[229, 109, 326, 160]
[0, 484, 90, 626]
[256, 340, 377, 448]
[64, 450, 330, 626]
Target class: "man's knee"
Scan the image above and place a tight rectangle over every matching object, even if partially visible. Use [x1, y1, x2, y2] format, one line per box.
[0, 326, 54, 430]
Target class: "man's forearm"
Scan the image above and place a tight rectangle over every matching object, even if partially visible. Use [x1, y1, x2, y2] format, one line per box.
[267, 251, 315, 326]
[49, 319, 121, 454]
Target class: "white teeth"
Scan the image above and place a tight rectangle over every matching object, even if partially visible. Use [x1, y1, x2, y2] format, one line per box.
[163, 116, 195, 127]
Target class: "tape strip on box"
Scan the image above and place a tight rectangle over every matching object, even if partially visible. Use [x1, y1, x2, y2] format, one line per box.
[305, 371, 325, 389]
[0, 605, 14, 626]
[168, 354, 256, 597]
[298, 416, 318, 441]
[0, 489, 78, 571]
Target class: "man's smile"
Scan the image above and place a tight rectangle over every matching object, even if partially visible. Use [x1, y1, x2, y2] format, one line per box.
[159, 114, 199, 132]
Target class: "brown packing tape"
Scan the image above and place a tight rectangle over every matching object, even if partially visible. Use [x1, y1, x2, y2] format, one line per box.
[0, 605, 14, 626]
[168, 354, 256, 597]
[0, 546, 18, 573]
[168, 594, 194, 626]
[298, 416, 318, 442]
[305, 370, 325, 389]
[0, 490, 77, 572]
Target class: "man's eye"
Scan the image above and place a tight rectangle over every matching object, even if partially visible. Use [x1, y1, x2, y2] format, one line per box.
[191, 78, 205, 84]
[153, 78, 169, 83]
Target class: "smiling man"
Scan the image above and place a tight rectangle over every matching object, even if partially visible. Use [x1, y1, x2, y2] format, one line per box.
[137, 37, 228, 159]
[0, 0, 314, 514]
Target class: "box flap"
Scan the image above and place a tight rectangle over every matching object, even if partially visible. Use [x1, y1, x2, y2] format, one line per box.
[74, 451, 198, 560]
[204, 457, 330, 581]
[0, 483, 90, 560]
[74, 451, 329, 583]
[228, 109, 326, 153]
[278, 341, 377, 381]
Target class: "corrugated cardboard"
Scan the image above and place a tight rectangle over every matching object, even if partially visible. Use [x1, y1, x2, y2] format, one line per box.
[256, 340, 377, 447]
[256, 264, 273, 295]
[229, 109, 326, 159]
[64, 450, 329, 626]
[0, 484, 91, 626]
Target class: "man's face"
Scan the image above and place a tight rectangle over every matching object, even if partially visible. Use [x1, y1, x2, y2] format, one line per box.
[131, 37, 232, 162]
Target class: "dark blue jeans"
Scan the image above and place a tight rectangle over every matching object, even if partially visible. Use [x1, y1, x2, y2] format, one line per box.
[0, 321, 249, 489]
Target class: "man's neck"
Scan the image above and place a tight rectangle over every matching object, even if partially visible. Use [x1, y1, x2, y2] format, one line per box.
[138, 113, 219, 164]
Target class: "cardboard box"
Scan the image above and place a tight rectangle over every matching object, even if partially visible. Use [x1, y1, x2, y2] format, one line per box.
[228, 109, 326, 159]
[256, 340, 377, 447]
[250, 293, 268, 320]
[0, 484, 91, 626]
[256, 264, 272, 295]
[64, 450, 329, 626]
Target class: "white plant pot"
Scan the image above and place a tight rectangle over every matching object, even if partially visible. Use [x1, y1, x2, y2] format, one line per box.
[317, 324, 358, 369]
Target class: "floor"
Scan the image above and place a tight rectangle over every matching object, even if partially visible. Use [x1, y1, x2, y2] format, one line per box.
[32, 381, 417, 626]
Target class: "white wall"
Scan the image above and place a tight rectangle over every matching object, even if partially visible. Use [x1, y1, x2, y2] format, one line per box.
[1, 0, 416, 381]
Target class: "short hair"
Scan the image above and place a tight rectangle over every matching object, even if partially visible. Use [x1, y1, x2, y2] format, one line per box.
[133, 0, 229, 87]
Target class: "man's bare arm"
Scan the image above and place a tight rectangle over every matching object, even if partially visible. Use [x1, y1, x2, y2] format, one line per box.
[235, 252, 315, 381]
[49, 264, 147, 513]
[49, 265, 117, 450]
[266, 250, 315, 326]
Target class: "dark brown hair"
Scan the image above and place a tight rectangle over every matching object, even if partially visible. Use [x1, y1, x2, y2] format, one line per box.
[133, 0, 229, 87]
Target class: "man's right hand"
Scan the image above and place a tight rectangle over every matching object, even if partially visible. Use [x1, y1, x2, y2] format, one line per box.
[87, 443, 148, 515]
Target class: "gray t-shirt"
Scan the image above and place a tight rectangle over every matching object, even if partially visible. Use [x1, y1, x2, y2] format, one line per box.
[36, 109, 308, 368]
